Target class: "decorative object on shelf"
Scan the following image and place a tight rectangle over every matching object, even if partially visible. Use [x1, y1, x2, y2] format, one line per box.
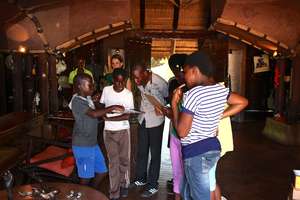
[2, 170, 14, 200]
[5, 55, 14, 71]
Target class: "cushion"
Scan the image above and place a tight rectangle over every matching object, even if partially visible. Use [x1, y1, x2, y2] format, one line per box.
[30, 146, 74, 177]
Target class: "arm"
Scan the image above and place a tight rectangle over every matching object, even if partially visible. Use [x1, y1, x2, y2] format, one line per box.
[161, 106, 173, 119]
[86, 105, 124, 118]
[171, 88, 193, 138]
[92, 92, 103, 109]
[94, 101, 103, 109]
[126, 79, 132, 91]
[222, 92, 248, 118]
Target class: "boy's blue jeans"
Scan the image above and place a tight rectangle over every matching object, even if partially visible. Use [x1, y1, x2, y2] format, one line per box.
[181, 150, 220, 200]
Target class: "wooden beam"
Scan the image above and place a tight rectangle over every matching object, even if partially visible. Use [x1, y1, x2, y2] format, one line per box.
[214, 20, 292, 56]
[0, 54, 6, 115]
[172, 0, 180, 30]
[276, 59, 286, 115]
[136, 30, 212, 39]
[4, 1, 67, 26]
[287, 50, 300, 123]
[37, 54, 49, 114]
[198, 38, 206, 50]
[13, 53, 23, 112]
[48, 55, 58, 113]
[58, 22, 132, 51]
[140, 0, 145, 29]
[210, 0, 226, 24]
[24, 54, 34, 112]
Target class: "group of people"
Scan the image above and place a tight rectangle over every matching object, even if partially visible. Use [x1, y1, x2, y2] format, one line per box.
[68, 51, 248, 200]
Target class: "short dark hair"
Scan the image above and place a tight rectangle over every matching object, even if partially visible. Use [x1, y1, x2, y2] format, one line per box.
[112, 68, 127, 79]
[132, 62, 147, 72]
[168, 54, 187, 71]
[111, 54, 123, 63]
[74, 73, 92, 88]
[184, 51, 215, 77]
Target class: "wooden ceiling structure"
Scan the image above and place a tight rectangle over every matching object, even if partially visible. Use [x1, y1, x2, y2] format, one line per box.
[212, 0, 300, 56]
[0, 0, 299, 57]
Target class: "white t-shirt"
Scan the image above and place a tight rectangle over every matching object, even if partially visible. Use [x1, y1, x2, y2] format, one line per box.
[100, 85, 134, 131]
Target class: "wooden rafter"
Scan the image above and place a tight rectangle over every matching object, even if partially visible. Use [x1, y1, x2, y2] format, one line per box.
[4, 1, 66, 26]
[172, 0, 180, 30]
[213, 17, 293, 56]
[140, 0, 145, 29]
[136, 29, 212, 39]
[56, 21, 133, 52]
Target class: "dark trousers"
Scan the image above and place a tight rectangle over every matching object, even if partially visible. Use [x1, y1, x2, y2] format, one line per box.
[135, 121, 165, 189]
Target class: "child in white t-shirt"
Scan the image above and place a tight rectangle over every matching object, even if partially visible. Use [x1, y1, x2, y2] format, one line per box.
[100, 68, 134, 200]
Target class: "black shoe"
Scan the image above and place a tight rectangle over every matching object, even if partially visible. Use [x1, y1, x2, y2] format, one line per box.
[167, 179, 173, 185]
[129, 180, 147, 188]
[167, 179, 173, 192]
[120, 187, 129, 198]
[140, 188, 158, 198]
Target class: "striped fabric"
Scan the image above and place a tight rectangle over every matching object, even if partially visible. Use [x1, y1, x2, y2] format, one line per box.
[181, 84, 229, 146]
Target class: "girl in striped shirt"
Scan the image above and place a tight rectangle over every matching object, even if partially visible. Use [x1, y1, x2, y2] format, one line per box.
[172, 51, 248, 200]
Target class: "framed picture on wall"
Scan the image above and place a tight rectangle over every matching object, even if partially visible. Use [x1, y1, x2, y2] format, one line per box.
[253, 54, 270, 73]
[105, 48, 125, 74]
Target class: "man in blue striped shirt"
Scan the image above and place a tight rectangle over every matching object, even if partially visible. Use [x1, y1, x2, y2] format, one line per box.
[172, 51, 248, 200]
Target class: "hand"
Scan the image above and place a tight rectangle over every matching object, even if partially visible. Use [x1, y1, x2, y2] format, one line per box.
[112, 105, 125, 112]
[154, 106, 163, 116]
[161, 106, 172, 118]
[172, 87, 183, 108]
[92, 93, 101, 102]
[103, 116, 109, 121]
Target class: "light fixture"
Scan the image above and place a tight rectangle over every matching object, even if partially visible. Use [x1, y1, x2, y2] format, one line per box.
[273, 50, 278, 57]
[18, 45, 27, 53]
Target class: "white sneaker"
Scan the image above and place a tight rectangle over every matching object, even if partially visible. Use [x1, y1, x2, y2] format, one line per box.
[141, 188, 158, 197]
[221, 196, 228, 200]
[129, 180, 146, 188]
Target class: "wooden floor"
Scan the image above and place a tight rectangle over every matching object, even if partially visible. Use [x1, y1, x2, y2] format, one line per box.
[5, 119, 300, 200]
[114, 119, 300, 200]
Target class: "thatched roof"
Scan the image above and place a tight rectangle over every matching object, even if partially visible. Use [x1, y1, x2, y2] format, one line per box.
[0, 0, 299, 55]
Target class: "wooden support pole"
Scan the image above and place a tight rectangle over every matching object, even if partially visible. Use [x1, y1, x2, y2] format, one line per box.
[287, 53, 300, 123]
[276, 59, 286, 115]
[0, 54, 6, 115]
[170, 39, 176, 54]
[172, 0, 180, 30]
[38, 54, 49, 114]
[13, 53, 23, 112]
[140, 0, 145, 29]
[48, 55, 58, 113]
[24, 54, 34, 112]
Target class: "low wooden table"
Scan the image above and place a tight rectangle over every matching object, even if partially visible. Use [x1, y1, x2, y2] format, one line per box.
[0, 182, 108, 200]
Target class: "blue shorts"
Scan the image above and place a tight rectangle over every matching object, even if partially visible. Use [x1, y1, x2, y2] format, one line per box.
[72, 145, 107, 179]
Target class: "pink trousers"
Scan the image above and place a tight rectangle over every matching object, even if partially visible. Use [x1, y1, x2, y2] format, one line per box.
[170, 134, 184, 194]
